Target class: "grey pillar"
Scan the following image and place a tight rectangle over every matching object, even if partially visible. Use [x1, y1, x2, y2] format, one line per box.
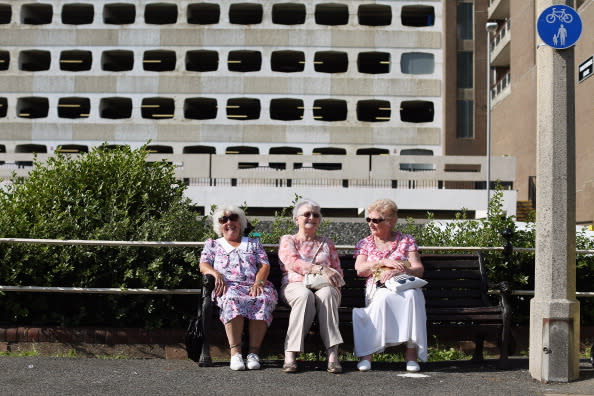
[529, 0, 580, 382]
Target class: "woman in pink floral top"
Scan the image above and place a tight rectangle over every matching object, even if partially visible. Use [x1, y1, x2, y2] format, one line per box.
[278, 199, 344, 374]
[199, 205, 277, 371]
[352, 199, 427, 373]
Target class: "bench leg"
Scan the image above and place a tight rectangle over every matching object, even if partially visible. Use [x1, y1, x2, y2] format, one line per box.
[199, 279, 214, 367]
[471, 333, 485, 362]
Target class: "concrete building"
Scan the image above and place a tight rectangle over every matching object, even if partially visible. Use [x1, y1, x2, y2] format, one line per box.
[0, 0, 517, 217]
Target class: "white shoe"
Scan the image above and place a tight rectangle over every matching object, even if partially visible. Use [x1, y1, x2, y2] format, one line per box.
[357, 359, 371, 372]
[406, 360, 420, 372]
[230, 353, 245, 371]
[246, 353, 261, 370]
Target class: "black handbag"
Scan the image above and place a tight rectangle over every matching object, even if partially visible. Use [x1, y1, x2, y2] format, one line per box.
[185, 300, 203, 362]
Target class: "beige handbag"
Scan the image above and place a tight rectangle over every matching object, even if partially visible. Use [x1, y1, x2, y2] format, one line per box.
[302, 239, 344, 290]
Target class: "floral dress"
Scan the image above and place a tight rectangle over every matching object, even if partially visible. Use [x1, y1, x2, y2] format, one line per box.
[200, 237, 278, 326]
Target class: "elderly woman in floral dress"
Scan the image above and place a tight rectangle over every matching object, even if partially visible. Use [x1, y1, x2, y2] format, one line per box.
[199, 205, 278, 371]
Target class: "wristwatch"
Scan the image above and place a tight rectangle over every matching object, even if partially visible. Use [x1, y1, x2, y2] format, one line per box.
[256, 280, 265, 286]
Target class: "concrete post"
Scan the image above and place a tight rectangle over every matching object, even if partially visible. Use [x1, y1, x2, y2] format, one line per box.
[529, 0, 580, 382]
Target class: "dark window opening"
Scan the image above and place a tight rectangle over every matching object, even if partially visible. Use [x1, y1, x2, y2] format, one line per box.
[313, 99, 347, 122]
[101, 50, 134, 71]
[0, 97, 7, 117]
[183, 145, 216, 154]
[184, 97, 217, 119]
[0, 143, 4, 165]
[272, 3, 305, 25]
[0, 50, 10, 71]
[400, 52, 434, 74]
[271, 50, 305, 73]
[146, 145, 173, 154]
[62, 3, 94, 25]
[17, 97, 48, 118]
[269, 146, 303, 170]
[314, 51, 348, 73]
[399, 148, 434, 172]
[143, 50, 176, 71]
[185, 50, 218, 72]
[145, 3, 178, 24]
[358, 4, 391, 26]
[315, 3, 348, 25]
[60, 50, 92, 72]
[55, 144, 89, 154]
[15, 144, 47, 167]
[226, 145, 259, 169]
[227, 50, 262, 72]
[19, 50, 51, 72]
[58, 97, 90, 119]
[444, 164, 480, 172]
[401, 5, 434, 27]
[229, 3, 263, 25]
[103, 3, 135, 24]
[357, 52, 390, 74]
[456, 100, 473, 138]
[99, 144, 130, 151]
[270, 98, 304, 121]
[0, 4, 12, 24]
[356, 148, 389, 155]
[400, 100, 434, 123]
[187, 3, 219, 24]
[357, 99, 391, 122]
[100, 97, 132, 119]
[226, 98, 260, 120]
[21, 3, 53, 24]
[141, 97, 174, 119]
[312, 147, 345, 170]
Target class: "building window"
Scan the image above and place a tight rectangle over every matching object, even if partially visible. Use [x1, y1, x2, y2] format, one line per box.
[227, 50, 262, 72]
[103, 3, 135, 24]
[0, 97, 7, 117]
[226, 98, 260, 120]
[357, 52, 390, 74]
[101, 50, 134, 71]
[400, 100, 434, 123]
[55, 144, 89, 153]
[186, 50, 218, 72]
[271, 50, 305, 73]
[15, 144, 47, 167]
[272, 3, 306, 25]
[401, 5, 434, 27]
[269, 146, 303, 170]
[457, 2, 473, 40]
[0, 50, 8, 71]
[19, 50, 51, 72]
[145, 3, 178, 24]
[358, 4, 391, 26]
[58, 97, 90, 118]
[314, 51, 348, 73]
[187, 3, 219, 24]
[143, 50, 176, 71]
[21, 3, 53, 24]
[184, 97, 217, 120]
[315, 3, 348, 26]
[457, 52, 473, 88]
[229, 3, 263, 25]
[226, 145, 259, 169]
[146, 145, 173, 154]
[183, 145, 216, 154]
[100, 97, 133, 119]
[270, 98, 304, 121]
[356, 148, 389, 155]
[356, 100, 391, 122]
[312, 147, 345, 170]
[17, 97, 49, 118]
[60, 50, 92, 72]
[141, 97, 174, 119]
[0, 4, 11, 24]
[313, 99, 347, 121]
[400, 52, 434, 74]
[61, 3, 94, 25]
[456, 100, 473, 138]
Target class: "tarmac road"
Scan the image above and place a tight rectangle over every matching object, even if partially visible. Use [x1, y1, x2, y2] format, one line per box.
[1, 357, 593, 396]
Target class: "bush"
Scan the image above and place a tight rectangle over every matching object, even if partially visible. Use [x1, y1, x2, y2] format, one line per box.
[0, 145, 212, 328]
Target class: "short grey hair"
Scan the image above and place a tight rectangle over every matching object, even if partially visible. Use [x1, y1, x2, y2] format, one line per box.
[292, 198, 323, 221]
[211, 205, 248, 237]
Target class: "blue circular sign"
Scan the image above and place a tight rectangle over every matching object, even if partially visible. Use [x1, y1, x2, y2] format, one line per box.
[537, 5, 582, 49]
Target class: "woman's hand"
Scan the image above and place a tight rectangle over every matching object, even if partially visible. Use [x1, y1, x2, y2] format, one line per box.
[379, 259, 409, 273]
[321, 266, 343, 288]
[249, 280, 264, 297]
[213, 271, 227, 297]
[379, 268, 400, 284]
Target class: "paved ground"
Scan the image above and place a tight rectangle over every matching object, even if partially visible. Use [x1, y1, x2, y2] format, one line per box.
[1, 357, 593, 396]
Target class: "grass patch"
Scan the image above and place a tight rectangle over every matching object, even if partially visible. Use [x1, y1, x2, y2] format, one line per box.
[0, 350, 40, 357]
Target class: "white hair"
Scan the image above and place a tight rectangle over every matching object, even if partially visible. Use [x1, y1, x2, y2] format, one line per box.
[292, 198, 323, 221]
[211, 205, 248, 237]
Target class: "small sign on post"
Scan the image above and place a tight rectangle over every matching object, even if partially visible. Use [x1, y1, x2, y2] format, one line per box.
[536, 5, 582, 49]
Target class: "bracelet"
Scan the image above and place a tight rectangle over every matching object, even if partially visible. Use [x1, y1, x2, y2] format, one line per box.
[256, 280, 264, 286]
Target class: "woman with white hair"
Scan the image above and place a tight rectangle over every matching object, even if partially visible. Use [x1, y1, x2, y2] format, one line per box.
[199, 205, 278, 371]
[278, 199, 344, 373]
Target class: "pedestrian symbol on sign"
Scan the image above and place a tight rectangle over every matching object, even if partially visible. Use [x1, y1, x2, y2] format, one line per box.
[537, 5, 582, 49]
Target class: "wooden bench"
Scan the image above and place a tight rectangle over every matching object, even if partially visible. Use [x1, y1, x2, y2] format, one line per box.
[196, 253, 511, 368]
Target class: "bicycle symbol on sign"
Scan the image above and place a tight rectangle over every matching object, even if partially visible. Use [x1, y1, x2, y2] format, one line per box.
[545, 7, 574, 23]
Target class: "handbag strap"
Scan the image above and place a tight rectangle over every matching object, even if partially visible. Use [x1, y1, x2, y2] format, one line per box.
[310, 237, 326, 263]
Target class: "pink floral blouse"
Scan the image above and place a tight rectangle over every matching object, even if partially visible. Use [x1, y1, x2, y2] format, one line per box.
[278, 235, 343, 287]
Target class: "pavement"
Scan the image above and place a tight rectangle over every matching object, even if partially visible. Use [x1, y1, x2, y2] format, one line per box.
[1, 357, 593, 396]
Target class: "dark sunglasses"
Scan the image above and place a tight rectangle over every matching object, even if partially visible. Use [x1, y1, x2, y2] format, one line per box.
[218, 213, 239, 224]
[300, 211, 320, 218]
[366, 217, 386, 224]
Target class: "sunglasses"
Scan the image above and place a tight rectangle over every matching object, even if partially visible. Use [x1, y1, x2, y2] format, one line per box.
[218, 213, 239, 224]
[300, 211, 320, 218]
[366, 217, 386, 224]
